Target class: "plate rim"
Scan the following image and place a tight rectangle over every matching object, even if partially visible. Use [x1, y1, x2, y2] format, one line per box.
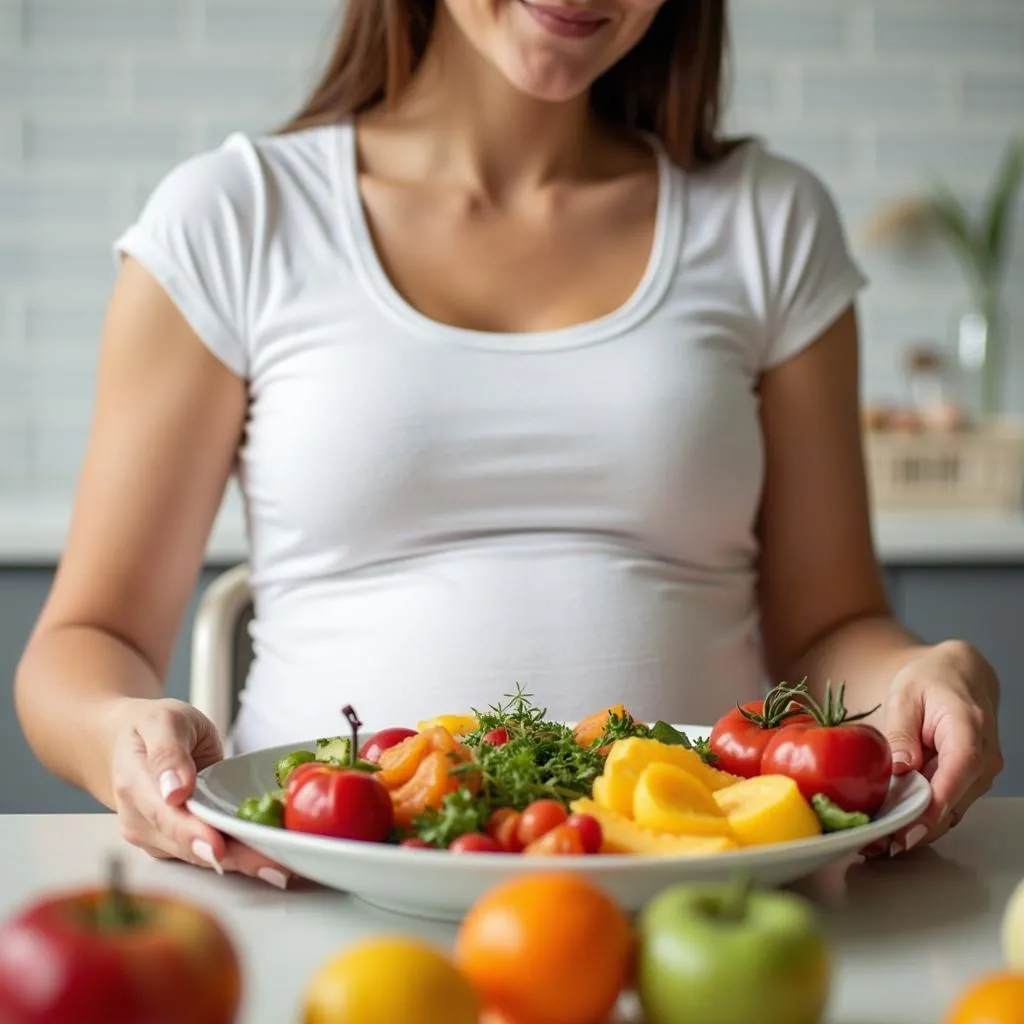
[187, 723, 932, 869]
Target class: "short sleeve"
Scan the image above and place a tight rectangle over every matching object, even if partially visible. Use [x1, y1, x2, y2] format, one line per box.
[749, 149, 868, 371]
[113, 135, 262, 378]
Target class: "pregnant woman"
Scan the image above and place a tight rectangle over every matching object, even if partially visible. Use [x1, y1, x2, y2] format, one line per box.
[15, 0, 1003, 886]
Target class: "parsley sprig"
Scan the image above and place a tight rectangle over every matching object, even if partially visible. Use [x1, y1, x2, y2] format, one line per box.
[409, 687, 716, 847]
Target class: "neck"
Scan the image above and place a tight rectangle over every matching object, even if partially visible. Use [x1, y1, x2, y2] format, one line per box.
[384, 7, 600, 197]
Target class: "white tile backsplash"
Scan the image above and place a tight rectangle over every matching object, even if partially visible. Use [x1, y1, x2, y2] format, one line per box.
[0, 0, 1022, 502]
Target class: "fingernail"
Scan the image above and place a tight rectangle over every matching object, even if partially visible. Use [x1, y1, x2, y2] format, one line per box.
[891, 751, 913, 768]
[889, 839, 904, 858]
[191, 839, 224, 875]
[257, 867, 290, 890]
[159, 770, 184, 800]
[904, 824, 929, 852]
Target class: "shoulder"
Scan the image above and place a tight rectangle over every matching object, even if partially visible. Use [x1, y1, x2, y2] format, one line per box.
[691, 138, 844, 227]
[135, 125, 337, 231]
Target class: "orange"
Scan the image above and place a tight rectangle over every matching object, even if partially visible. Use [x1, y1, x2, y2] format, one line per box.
[455, 872, 632, 1024]
[945, 971, 1024, 1024]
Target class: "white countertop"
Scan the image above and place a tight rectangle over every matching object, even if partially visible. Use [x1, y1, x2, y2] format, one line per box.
[1, 803, 1021, 1023]
[2, 491, 1024, 565]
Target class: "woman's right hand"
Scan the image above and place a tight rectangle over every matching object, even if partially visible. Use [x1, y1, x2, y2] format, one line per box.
[109, 697, 291, 889]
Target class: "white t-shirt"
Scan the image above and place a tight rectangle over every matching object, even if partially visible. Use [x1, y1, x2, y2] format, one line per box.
[114, 120, 867, 751]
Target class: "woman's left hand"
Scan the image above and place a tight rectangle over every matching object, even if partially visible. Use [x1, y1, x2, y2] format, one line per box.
[878, 639, 1003, 857]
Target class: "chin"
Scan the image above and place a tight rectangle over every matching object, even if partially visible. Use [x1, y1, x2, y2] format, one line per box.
[499, 56, 596, 103]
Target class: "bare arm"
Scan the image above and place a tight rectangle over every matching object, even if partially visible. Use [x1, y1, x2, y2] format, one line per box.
[755, 307, 931, 718]
[14, 256, 247, 808]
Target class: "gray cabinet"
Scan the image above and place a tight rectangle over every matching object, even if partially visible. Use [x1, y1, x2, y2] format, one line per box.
[0, 566, 227, 814]
[888, 566, 1024, 798]
[2, 564, 1022, 813]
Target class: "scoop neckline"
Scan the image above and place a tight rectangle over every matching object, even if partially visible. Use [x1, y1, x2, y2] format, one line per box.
[330, 118, 683, 353]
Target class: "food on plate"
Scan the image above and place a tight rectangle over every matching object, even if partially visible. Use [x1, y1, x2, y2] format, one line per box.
[1002, 877, 1024, 969]
[944, 971, 1024, 1024]
[0, 858, 241, 1024]
[632, 762, 734, 837]
[570, 798, 738, 855]
[416, 714, 479, 736]
[454, 872, 633, 1024]
[274, 749, 317, 787]
[236, 790, 285, 827]
[301, 935, 479, 1024]
[283, 706, 394, 842]
[760, 682, 892, 816]
[708, 684, 813, 778]
[636, 877, 830, 1024]
[233, 681, 892, 855]
[593, 737, 740, 819]
[811, 794, 871, 832]
[713, 775, 822, 847]
[357, 726, 418, 764]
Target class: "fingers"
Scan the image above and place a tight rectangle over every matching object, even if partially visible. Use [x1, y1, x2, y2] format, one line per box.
[136, 705, 202, 805]
[926, 709, 984, 824]
[113, 704, 291, 889]
[883, 684, 925, 774]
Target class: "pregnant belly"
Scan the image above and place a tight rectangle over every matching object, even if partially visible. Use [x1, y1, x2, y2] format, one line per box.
[231, 538, 767, 752]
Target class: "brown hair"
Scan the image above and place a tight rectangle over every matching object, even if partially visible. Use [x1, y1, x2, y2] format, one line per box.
[282, 1, 734, 170]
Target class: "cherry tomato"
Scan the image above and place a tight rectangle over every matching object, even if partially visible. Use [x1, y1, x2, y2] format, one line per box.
[708, 684, 813, 778]
[358, 727, 419, 764]
[400, 837, 431, 849]
[522, 824, 586, 856]
[482, 727, 510, 747]
[566, 813, 603, 854]
[450, 833, 505, 854]
[284, 764, 394, 842]
[760, 682, 893, 816]
[517, 800, 569, 846]
[486, 808, 524, 853]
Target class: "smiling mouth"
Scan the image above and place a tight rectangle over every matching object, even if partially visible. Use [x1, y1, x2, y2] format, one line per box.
[518, 1, 611, 39]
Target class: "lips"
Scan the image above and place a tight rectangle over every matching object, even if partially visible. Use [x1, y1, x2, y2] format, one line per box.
[519, 1, 610, 39]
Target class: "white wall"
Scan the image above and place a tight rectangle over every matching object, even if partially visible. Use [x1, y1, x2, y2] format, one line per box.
[1, 0, 1022, 501]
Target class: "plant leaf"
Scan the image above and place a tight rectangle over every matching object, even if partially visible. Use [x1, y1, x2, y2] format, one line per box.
[983, 137, 1024, 279]
[930, 189, 985, 287]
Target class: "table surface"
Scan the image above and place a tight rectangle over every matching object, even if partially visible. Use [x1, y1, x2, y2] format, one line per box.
[2, 803, 1022, 1024]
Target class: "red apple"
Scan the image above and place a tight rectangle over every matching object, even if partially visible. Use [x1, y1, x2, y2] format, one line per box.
[0, 861, 241, 1024]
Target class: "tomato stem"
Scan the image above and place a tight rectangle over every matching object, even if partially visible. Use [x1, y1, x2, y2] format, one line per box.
[799, 681, 881, 728]
[341, 705, 362, 768]
[738, 679, 811, 730]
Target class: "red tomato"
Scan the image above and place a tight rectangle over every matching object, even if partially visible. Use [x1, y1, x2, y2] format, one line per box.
[487, 809, 525, 853]
[400, 837, 431, 849]
[517, 801, 569, 846]
[284, 764, 393, 842]
[760, 682, 892, 816]
[0, 869, 241, 1024]
[522, 824, 586, 856]
[450, 833, 505, 854]
[358, 727, 419, 764]
[708, 683, 813, 778]
[483, 727, 510, 747]
[566, 813, 603, 854]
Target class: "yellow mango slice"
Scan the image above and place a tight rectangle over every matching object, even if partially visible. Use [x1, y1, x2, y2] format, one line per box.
[570, 798, 738, 856]
[713, 774, 822, 847]
[632, 763, 733, 837]
[591, 768, 638, 819]
[604, 737, 742, 796]
[415, 714, 478, 737]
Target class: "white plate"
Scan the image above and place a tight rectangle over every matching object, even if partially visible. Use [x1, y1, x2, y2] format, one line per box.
[188, 724, 932, 922]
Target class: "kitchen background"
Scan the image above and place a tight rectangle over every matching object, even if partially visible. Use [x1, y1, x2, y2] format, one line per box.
[1, 0, 1023, 812]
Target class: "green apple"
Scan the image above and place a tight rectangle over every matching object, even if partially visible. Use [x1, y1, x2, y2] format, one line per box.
[636, 877, 831, 1024]
[1003, 876, 1024, 969]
